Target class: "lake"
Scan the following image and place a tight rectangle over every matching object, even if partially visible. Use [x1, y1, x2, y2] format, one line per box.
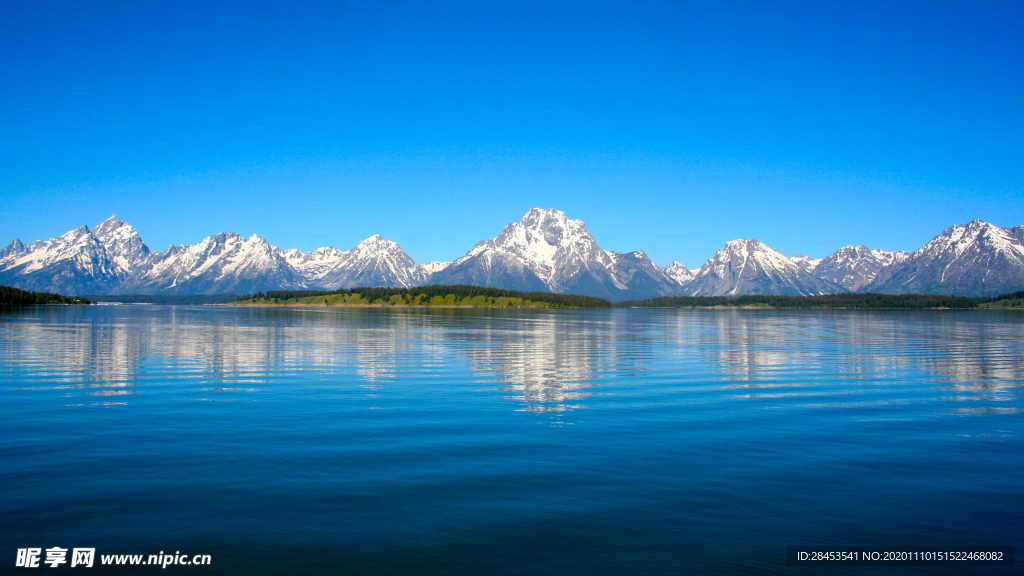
[1, 305, 1021, 574]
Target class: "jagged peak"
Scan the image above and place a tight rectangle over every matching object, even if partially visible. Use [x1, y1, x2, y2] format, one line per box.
[99, 213, 123, 226]
[0, 238, 27, 258]
[915, 220, 1013, 255]
[423, 261, 451, 273]
[843, 244, 869, 251]
[662, 261, 694, 284]
[521, 207, 568, 222]
[721, 238, 767, 251]
[701, 239, 799, 275]
[354, 234, 396, 248]
[497, 208, 594, 248]
[310, 246, 347, 256]
[93, 214, 134, 235]
[59, 225, 91, 238]
[946, 219, 999, 235]
[348, 235, 406, 261]
[516, 208, 588, 234]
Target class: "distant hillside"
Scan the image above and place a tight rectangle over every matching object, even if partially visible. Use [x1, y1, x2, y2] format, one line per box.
[978, 291, 1024, 309]
[1, 285, 90, 306]
[235, 284, 611, 308]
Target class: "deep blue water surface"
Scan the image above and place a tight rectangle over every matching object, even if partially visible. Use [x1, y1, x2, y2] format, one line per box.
[1, 306, 1022, 574]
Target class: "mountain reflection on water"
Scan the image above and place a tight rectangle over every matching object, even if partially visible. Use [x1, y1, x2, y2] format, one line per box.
[2, 305, 1023, 575]
[2, 306, 1021, 419]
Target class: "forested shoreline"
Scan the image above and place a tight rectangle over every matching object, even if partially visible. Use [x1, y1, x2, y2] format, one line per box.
[234, 285, 612, 308]
[1, 285, 90, 306]
[614, 291, 1024, 309]
[4, 283, 1021, 310]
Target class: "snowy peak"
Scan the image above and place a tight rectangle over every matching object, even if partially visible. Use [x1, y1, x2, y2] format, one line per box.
[910, 219, 1020, 261]
[286, 235, 428, 289]
[687, 239, 841, 296]
[0, 216, 153, 294]
[601, 249, 683, 298]
[286, 246, 347, 270]
[790, 254, 822, 273]
[423, 261, 451, 274]
[485, 207, 601, 287]
[3, 212, 1021, 298]
[662, 261, 694, 285]
[350, 234, 400, 258]
[93, 214, 125, 237]
[0, 239, 26, 259]
[131, 230, 305, 295]
[92, 214, 151, 273]
[432, 208, 681, 300]
[722, 239, 801, 274]
[812, 245, 909, 292]
[868, 220, 1024, 296]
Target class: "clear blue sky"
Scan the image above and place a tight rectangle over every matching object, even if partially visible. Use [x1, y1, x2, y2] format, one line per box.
[1, 1, 1021, 268]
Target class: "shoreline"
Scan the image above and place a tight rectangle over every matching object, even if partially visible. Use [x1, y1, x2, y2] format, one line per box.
[228, 302, 1023, 311]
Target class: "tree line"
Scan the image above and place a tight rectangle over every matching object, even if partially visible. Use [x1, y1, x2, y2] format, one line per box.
[83, 294, 239, 305]
[237, 284, 611, 308]
[613, 291, 1024, 309]
[1, 285, 90, 306]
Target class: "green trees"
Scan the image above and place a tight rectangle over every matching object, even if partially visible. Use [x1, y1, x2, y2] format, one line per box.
[237, 285, 612, 308]
[0, 285, 90, 306]
[613, 292, 1024, 309]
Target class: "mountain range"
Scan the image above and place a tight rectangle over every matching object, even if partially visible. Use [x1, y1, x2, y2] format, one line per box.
[2, 209, 1022, 299]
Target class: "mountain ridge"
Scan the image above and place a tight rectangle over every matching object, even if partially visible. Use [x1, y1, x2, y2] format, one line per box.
[1, 211, 1021, 299]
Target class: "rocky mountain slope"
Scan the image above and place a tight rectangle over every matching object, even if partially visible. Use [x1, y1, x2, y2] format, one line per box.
[0, 216, 148, 294]
[1, 213, 1021, 298]
[686, 239, 843, 296]
[429, 208, 682, 300]
[661, 262, 695, 286]
[866, 220, 1024, 296]
[811, 245, 908, 292]
[126, 232, 306, 295]
[0, 216, 429, 295]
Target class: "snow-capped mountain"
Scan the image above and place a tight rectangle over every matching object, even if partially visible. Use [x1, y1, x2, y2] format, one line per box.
[0, 215, 150, 294]
[129, 232, 307, 295]
[812, 245, 909, 292]
[429, 208, 681, 300]
[790, 254, 822, 274]
[0, 239, 27, 259]
[93, 215, 152, 274]
[423, 261, 451, 274]
[304, 235, 429, 289]
[0, 215, 432, 295]
[132, 233, 428, 294]
[2, 213, 1021, 298]
[284, 246, 347, 284]
[603, 250, 685, 300]
[866, 220, 1024, 296]
[662, 261, 695, 286]
[686, 239, 843, 296]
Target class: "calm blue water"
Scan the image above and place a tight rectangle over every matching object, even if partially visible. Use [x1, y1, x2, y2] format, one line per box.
[1, 306, 1022, 574]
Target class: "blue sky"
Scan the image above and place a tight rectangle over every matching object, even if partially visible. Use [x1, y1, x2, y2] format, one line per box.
[1, 1, 1021, 268]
